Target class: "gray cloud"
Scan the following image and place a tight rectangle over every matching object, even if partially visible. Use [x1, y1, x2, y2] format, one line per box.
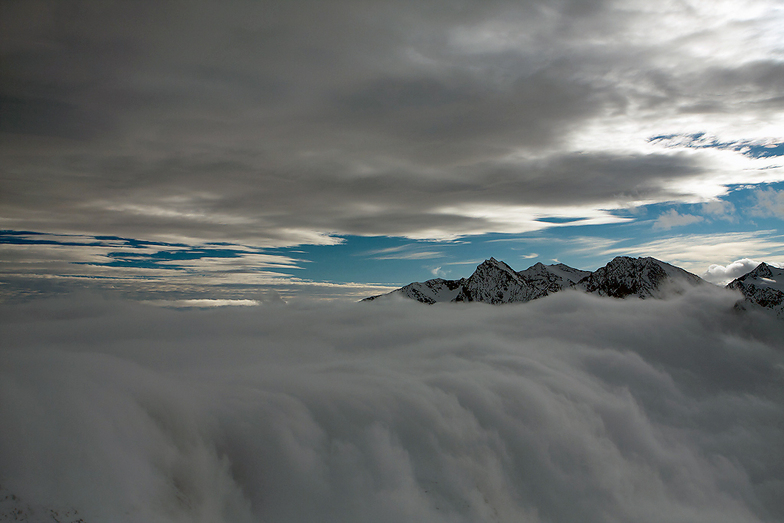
[1, 0, 783, 246]
[1, 289, 782, 522]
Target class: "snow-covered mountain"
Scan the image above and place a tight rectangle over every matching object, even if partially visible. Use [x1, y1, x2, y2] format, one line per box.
[727, 262, 784, 317]
[363, 256, 702, 304]
[364, 257, 590, 304]
[578, 256, 705, 299]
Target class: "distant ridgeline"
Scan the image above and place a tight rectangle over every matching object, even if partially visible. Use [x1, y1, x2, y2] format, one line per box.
[364, 256, 784, 317]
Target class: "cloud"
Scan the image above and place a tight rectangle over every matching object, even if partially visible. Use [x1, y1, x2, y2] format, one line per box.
[752, 188, 784, 218]
[649, 134, 784, 160]
[1, 290, 782, 522]
[0, 231, 396, 302]
[1, 0, 783, 246]
[702, 258, 768, 285]
[372, 251, 444, 260]
[652, 209, 704, 230]
[701, 199, 736, 220]
[602, 231, 784, 275]
[702, 258, 784, 286]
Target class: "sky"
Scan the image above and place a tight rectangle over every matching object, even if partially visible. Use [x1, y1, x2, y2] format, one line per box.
[2, 0, 784, 302]
[1, 290, 783, 522]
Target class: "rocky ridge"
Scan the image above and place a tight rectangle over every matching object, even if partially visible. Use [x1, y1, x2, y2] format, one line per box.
[727, 262, 784, 317]
[579, 256, 705, 299]
[364, 256, 704, 304]
[366, 256, 784, 317]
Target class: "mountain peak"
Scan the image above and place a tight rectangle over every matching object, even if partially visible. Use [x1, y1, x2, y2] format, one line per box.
[580, 256, 703, 299]
[749, 262, 773, 277]
[480, 257, 512, 269]
[727, 262, 784, 317]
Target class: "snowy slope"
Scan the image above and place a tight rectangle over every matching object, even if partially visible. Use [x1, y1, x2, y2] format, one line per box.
[727, 262, 784, 317]
[517, 262, 591, 301]
[396, 278, 466, 304]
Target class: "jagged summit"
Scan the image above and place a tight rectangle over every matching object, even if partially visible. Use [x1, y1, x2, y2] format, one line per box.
[460, 258, 530, 304]
[363, 255, 703, 305]
[481, 257, 513, 270]
[727, 262, 784, 317]
[579, 256, 704, 299]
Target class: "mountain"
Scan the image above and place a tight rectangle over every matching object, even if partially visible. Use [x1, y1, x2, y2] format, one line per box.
[363, 256, 701, 304]
[363, 257, 589, 304]
[727, 262, 784, 317]
[578, 256, 705, 299]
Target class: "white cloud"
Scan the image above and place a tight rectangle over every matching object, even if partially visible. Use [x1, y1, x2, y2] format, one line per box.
[0, 233, 401, 302]
[701, 199, 736, 220]
[702, 258, 784, 285]
[751, 188, 784, 218]
[701, 258, 765, 285]
[1, 291, 782, 522]
[653, 209, 704, 230]
[372, 251, 444, 260]
[604, 231, 784, 275]
[141, 299, 263, 308]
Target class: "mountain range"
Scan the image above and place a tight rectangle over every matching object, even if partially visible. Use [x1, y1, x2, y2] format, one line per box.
[364, 256, 784, 317]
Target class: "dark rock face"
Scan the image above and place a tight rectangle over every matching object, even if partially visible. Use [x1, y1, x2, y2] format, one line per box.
[578, 256, 703, 299]
[460, 258, 530, 304]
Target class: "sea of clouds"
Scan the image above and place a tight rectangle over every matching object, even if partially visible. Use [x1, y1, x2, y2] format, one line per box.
[1, 286, 782, 523]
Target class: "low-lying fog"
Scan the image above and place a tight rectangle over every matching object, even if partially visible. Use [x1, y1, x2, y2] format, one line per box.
[1, 287, 782, 523]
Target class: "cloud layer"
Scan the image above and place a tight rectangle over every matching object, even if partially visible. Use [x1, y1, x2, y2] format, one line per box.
[1, 290, 782, 522]
[2, 0, 783, 246]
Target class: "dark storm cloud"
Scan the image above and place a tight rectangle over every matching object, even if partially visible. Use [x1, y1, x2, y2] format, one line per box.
[0, 144, 703, 241]
[1, 0, 783, 245]
[1, 288, 782, 522]
[327, 65, 610, 162]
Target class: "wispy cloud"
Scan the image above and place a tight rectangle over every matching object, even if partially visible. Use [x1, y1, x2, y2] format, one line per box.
[0, 231, 394, 301]
[649, 134, 784, 159]
[371, 251, 444, 260]
[751, 188, 784, 218]
[701, 200, 737, 221]
[603, 231, 784, 274]
[653, 209, 705, 230]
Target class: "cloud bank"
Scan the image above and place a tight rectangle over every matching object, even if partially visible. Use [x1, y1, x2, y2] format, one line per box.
[701, 258, 782, 286]
[2, 0, 783, 246]
[1, 290, 782, 522]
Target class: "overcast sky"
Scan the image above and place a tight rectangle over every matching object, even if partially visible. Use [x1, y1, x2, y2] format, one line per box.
[2, 0, 784, 301]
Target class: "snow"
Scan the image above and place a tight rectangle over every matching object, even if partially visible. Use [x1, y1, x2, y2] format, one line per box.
[545, 263, 591, 284]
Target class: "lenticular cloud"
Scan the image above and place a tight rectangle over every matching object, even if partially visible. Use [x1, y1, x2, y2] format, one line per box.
[1, 288, 782, 523]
